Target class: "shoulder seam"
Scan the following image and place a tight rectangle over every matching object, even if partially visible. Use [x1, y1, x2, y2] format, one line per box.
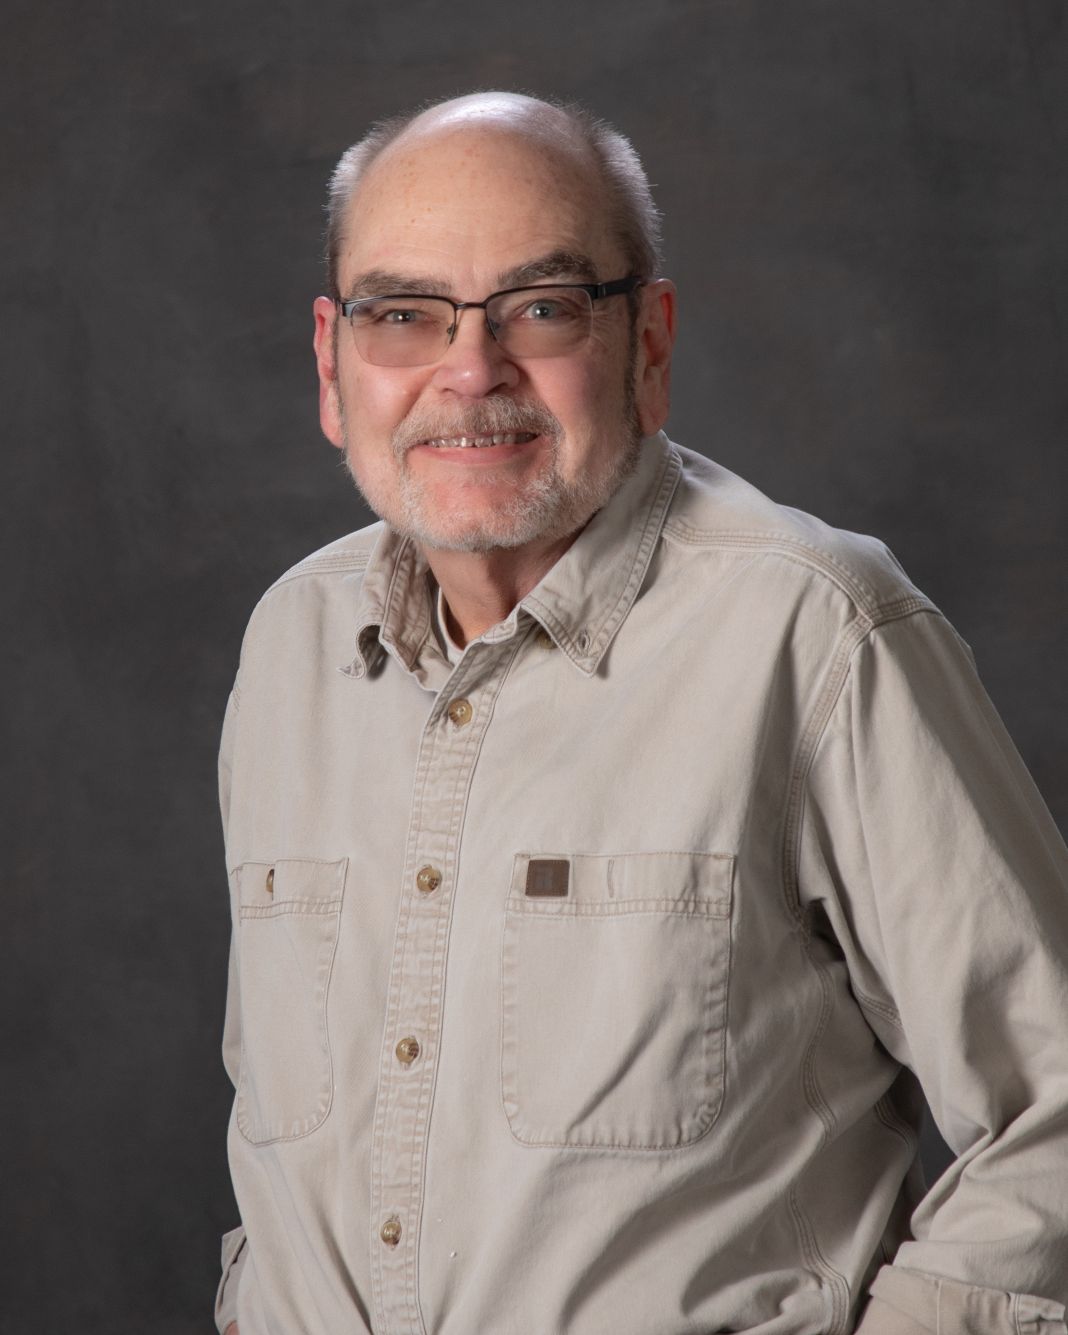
[661, 521, 932, 620]
[662, 522, 878, 608]
[265, 550, 371, 594]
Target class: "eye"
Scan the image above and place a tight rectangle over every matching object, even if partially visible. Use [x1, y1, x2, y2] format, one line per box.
[350, 298, 446, 328]
[525, 298, 565, 320]
[378, 306, 430, 325]
[517, 296, 580, 322]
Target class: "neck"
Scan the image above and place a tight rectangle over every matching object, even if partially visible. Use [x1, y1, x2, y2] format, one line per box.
[422, 532, 580, 647]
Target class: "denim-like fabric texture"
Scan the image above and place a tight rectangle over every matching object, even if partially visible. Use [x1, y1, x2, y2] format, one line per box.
[216, 435, 1068, 1334]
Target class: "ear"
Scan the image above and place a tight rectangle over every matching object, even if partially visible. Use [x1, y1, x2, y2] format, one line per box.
[313, 296, 345, 450]
[633, 279, 677, 436]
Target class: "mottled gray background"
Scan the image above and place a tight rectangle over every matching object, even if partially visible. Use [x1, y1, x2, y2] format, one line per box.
[4, 1, 1066, 1330]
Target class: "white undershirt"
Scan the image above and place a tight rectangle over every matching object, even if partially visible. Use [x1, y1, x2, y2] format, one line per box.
[435, 586, 465, 666]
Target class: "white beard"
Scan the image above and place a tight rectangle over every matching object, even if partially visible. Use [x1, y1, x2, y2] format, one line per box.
[341, 387, 642, 554]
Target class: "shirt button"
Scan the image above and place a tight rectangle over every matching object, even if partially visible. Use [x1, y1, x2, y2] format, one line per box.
[265, 867, 275, 895]
[416, 865, 442, 894]
[535, 628, 554, 649]
[447, 697, 473, 726]
[395, 1036, 420, 1065]
[380, 1216, 402, 1247]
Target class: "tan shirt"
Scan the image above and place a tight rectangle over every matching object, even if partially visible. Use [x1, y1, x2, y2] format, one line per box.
[216, 434, 1068, 1335]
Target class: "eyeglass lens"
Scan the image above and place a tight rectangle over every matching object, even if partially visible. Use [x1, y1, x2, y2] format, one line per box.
[346, 286, 596, 367]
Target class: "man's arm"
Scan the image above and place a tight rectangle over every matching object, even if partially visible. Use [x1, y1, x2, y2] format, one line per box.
[215, 692, 248, 1334]
[800, 609, 1068, 1330]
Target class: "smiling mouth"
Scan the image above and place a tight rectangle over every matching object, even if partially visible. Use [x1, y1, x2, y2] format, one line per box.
[422, 432, 538, 449]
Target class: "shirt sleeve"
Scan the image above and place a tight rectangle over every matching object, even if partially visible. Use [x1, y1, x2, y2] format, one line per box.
[855, 1265, 1066, 1333]
[215, 688, 248, 1333]
[214, 1225, 247, 1334]
[799, 608, 1068, 1328]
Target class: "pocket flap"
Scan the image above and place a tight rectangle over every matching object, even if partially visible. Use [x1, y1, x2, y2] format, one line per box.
[509, 851, 733, 916]
[235, 857, 348, 914]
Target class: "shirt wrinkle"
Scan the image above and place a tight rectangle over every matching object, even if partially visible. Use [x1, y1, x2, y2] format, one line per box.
[217, 433, 1068, 1335]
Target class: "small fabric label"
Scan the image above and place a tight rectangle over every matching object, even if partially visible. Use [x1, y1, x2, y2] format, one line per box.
[525, 859, 570, 898]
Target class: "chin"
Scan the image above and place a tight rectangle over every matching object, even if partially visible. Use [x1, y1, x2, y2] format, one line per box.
[398, 494, 584, 555]
[343, 421, 644, 556]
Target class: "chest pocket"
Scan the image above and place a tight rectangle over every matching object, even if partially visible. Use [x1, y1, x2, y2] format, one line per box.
[501, 851, 733, 1150]
[232, 857, 347, 1145]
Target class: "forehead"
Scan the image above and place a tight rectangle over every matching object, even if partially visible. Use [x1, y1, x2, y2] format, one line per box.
[338, 125, 619, 290]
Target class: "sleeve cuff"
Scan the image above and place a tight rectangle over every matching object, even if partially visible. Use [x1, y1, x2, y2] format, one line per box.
[856, 1265, 1067, 1335]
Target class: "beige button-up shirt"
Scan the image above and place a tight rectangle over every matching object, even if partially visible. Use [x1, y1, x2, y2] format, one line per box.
[216, 434, 1068, 1335]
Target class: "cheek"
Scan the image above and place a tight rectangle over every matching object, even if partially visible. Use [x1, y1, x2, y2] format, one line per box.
[534, 358, 614, 423]
[342, 365, 423, 436]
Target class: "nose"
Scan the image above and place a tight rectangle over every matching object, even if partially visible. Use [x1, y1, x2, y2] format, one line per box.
[430, 305, 520, 398]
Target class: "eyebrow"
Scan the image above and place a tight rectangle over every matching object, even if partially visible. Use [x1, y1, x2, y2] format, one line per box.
[342, 269, 453, 300]
[496, 250, 600, 289]
[341, 251, 601, 303]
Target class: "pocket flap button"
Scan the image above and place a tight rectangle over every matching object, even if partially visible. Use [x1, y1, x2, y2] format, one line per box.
[265, 867, 275, 894]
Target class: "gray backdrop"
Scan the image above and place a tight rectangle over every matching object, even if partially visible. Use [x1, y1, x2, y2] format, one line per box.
[4, 1, 1066, 1331]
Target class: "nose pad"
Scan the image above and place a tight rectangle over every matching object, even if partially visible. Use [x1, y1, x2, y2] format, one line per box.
[446, 305, 499, 351]
[433, 303, 519, 394]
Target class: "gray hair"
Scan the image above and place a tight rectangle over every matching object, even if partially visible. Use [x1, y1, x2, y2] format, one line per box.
[323, 94, 663, 299]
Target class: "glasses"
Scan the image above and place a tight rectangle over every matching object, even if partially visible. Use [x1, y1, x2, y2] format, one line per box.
[337, 276, 643, 367]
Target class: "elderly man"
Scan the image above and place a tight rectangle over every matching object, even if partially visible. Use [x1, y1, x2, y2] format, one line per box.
[215, 92, 1068, 1335]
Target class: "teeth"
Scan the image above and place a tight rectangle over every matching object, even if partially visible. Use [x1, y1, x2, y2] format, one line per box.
[425, 432, 536, 449]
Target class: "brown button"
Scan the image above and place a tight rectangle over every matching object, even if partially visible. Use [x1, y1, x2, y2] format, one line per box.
[416, 865, 442, 894]
[395, 1036, 420, 1065]
[265, 867, 275, 894]
[446, 697, 473, 727]
[535, 627, 554, 649]
[380, 1216, 402, 1247]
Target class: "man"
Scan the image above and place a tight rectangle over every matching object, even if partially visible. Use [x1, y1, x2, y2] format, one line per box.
[216, 92, 1068, 1334]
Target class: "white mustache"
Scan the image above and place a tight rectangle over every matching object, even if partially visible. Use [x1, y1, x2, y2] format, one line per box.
[392, 397, 562, 458]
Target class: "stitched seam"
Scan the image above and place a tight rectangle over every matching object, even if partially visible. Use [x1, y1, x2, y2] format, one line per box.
[853, 986, 904, 1028]
[587, 448, 682, 652]
[523, 447, 681, 667]
[782, 613, 874, 923]
[228, 855, 347, 877]
[235, 875, 345, 1146]
[238, 900, 343, 918]
[663, 522, 880, 602]
[409, 637, 525, 1335]
[509, 900, 730, 918]
[517, 848, 736, 861]
[787, 1187, 852, 1333]
[873, 1094, 916, 1150]
[266, 551, 371, 591]
[380, 537, 423, 673]
[800, 960, 838, 1144]
[500, 871, 730, 1152]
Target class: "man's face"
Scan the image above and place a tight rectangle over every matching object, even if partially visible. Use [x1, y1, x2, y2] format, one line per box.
[314, 122, 670, 554]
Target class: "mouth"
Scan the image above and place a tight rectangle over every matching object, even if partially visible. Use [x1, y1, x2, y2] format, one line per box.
[421, 432, 538, 450]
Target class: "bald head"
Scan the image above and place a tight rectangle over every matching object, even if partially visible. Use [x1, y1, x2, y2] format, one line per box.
[323, 92, 662, 299]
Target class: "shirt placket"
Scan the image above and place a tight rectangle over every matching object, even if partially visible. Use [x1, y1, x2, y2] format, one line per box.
[369, 635, 522, 1335]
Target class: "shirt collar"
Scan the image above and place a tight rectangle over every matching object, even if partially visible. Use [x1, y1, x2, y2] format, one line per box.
[342, 431, 681, 680]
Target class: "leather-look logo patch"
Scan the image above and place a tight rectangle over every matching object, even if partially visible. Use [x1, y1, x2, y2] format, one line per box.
[525, 859, 570, 898]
